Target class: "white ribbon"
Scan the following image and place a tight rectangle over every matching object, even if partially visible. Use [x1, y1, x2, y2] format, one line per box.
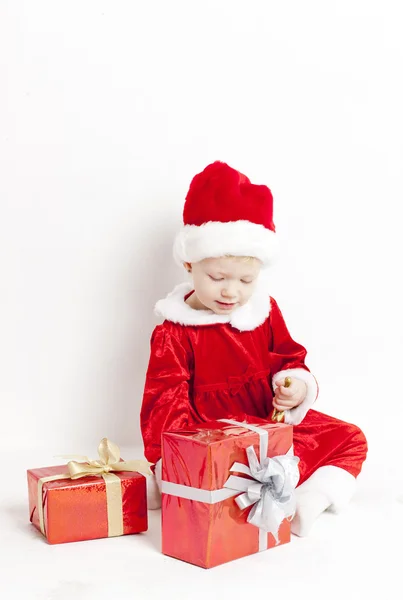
[223, 443, 299, 545]
[161, 419, 300, 551]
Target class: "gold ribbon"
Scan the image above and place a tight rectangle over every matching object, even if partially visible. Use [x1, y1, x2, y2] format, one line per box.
[37, 438, 152, 538]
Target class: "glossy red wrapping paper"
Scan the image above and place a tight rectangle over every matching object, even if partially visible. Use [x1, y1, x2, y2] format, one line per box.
[27, 465, 148, 544]
[161, 420, 293, 568]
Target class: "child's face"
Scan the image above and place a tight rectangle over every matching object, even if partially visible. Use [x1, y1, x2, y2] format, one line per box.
[186, 256, 261, 314]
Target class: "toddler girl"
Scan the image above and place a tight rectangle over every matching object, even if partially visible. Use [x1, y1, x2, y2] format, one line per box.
[140, 161, 367, 536]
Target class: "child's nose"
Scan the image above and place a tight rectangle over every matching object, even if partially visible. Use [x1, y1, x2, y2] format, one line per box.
[221, 284, 237, 298]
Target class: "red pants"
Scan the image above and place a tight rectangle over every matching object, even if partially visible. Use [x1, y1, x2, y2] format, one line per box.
[293, 409, 368, 484]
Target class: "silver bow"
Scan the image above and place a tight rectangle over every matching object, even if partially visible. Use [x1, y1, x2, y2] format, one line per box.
[223, 445, 300, 543]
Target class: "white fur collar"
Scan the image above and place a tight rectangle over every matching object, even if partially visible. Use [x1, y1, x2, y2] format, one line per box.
[155, 273, 271, 332]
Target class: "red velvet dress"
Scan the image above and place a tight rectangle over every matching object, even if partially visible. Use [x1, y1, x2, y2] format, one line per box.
[140, 292, 367, 485]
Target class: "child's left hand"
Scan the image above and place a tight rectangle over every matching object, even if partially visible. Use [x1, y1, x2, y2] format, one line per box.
[273, 378, 307, 411]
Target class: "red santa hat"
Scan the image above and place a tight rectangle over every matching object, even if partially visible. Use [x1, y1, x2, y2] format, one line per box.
[173, 161, 276, 266]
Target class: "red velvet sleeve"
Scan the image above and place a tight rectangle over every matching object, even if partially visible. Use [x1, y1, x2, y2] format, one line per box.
[268, 297, 318, 424]
[268, 297, 310, 374]
[140, 324, 192, 465]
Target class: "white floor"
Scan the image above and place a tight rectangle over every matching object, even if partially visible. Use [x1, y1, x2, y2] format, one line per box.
[1, 446, 402, 600]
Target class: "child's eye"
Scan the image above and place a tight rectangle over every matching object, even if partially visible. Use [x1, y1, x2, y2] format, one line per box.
[241, 280, 253, 284]
[209, 275, 224, 281]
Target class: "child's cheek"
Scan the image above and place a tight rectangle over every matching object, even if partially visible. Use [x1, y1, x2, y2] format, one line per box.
[206, 280, 215, 299]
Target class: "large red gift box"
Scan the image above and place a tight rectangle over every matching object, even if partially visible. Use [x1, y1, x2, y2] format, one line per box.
[161, 419, 298, 568]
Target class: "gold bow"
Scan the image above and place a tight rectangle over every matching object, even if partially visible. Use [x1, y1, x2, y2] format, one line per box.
[37, 438, 152, 539]
[63, 438, 152, 479]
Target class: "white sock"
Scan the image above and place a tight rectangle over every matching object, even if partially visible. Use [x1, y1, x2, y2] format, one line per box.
[291, 466, 357, 537]
[291, 489, 331, 537]
[145, 473, 161, 510]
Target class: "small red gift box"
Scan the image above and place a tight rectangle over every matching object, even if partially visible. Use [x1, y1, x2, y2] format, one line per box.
[161, 419, 299, 568]
[27, 438, 150, 544]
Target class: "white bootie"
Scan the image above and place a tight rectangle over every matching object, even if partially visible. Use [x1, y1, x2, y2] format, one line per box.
[291, 466, 357, 537]
[145, 459, 162, 510]
[291, 490, 331, 537]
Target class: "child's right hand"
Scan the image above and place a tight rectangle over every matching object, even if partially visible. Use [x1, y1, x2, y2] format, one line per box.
[273, 377, 307, 411]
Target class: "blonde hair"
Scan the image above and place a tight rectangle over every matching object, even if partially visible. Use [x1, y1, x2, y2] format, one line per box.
[224, 255, 257, 263]
[184, 255, 258, 272]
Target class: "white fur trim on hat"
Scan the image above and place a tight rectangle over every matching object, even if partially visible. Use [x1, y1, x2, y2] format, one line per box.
[272, 368, 318, 425]
[173, 220, 277, 266]
[155, 272, 272, 332]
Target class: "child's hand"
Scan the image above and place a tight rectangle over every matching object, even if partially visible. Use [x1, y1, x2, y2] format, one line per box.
[273, 377, 307, 411]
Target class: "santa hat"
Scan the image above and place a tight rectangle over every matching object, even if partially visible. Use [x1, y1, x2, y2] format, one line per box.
[173, 161, 276, 266]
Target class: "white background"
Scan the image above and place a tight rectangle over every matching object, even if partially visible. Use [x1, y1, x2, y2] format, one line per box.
[1, 1, 402, 599]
